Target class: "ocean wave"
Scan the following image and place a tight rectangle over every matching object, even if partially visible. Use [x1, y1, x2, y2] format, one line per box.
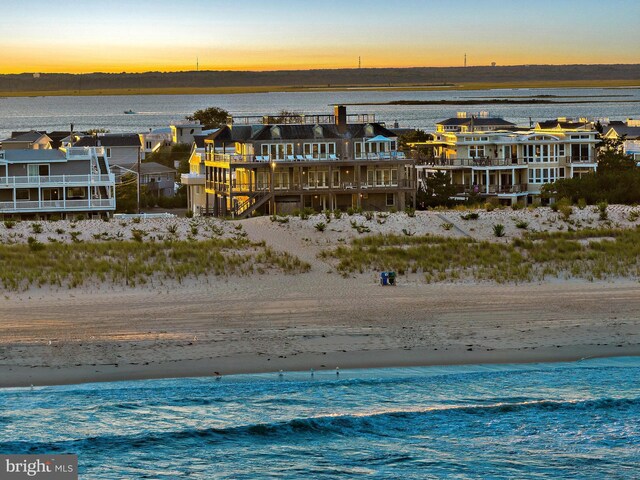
[3, 396, 637, 454]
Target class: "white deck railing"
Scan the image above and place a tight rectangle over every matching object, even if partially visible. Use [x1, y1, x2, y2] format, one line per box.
[0, 198, 115, 213]
[0, 174, 114, 187]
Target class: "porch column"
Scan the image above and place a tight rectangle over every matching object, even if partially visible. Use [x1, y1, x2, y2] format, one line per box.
[485, 170, 489, 194]
[512, 169, 516, 191]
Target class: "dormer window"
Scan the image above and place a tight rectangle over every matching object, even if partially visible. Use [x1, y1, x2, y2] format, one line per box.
[314, 125, 323, 138]
[364, 124, 374, 137]
[271, 126, 281, 139]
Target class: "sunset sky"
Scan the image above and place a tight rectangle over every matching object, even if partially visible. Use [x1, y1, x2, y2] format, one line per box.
[1, 0, 639, 74]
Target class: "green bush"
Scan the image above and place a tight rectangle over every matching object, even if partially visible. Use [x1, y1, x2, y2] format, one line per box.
[27, 237, 45, 252]
[314, 222, 326, 232]
[31, 223, 43, 234]
[597, 201, 609, 220]
[493, 224, 506, 237]
[3, 220, 16, 229]
[460, 212, 479, 220]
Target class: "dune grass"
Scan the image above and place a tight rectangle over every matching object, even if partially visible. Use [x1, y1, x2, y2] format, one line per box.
[0, 238, 310, 291]
[321, 227, 640, 283]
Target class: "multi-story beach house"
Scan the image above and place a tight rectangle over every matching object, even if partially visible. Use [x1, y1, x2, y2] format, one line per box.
[111, 161, 177, 198]
[192, 106, 416, 217]
[413, 113, 599, 205]
[0, 146, 115, 219]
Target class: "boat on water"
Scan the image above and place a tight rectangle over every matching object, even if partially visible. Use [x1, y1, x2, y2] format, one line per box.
[124, 110, 135, 114]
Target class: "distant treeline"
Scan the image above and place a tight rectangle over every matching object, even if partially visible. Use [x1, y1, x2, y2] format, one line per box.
[1, 64, 639, 92]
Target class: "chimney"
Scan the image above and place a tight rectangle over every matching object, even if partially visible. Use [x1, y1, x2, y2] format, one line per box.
[334, 105, 347, 130]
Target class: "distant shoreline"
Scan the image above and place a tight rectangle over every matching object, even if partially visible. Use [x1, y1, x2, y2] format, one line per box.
[1, 79, 638, 98]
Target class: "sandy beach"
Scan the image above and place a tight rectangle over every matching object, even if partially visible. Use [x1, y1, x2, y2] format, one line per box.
[1, 206, 639, 388]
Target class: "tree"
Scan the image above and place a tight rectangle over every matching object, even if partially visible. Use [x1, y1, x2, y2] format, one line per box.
[416, 171, 458, 208]
[397, 129, 432, 151]
[115, 173, 139, 213]
[596, 135, 635, 173]
[186, 107, 229, 129]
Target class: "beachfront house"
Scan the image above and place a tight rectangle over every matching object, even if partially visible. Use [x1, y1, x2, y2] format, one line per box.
[74, 133, 143, 165]
[139, 128, 172, 156]
[413, 114, 599, 205]
[0, 146, 115, 219]
[193, 106, 416, 217]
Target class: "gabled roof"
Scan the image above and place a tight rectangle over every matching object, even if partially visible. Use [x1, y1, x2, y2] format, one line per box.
[3, 131, 51, 143]
[193, 134, 211, 149]
[605, 125, 640, 139]
[75, 133, 141, 147]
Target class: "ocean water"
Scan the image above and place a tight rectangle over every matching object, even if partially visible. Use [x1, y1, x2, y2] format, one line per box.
[1, 357, 638, 479]
[1, 87, 639, 138]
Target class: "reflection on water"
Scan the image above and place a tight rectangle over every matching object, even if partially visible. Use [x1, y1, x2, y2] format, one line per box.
[1, 87, 639, 137]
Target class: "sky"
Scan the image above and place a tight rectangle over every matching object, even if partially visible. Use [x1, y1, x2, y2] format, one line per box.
[1, 0, 639, 74]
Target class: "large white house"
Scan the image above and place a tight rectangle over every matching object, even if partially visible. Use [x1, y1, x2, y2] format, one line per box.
[0, 146, 115, 218]
[413, 114, 599, 204]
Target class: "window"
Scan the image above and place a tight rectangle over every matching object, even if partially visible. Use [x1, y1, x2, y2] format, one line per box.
[146, 141, 152, 150]
[256, 172, 269, 189]
[303, 142, 336, 159]
[386, 193, 395, 207]
[106, 148, 111, 158]
[332, 170, 340, 187]
[16, 189, 30, 200]
[261, 143, 294, 160]
[469, 145, 485, 158]
[27, 164, 50, 177]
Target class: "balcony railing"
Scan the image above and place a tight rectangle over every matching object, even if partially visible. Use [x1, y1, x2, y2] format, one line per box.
[420, 155, 597, 167]
[206, 180, 414, 193]
[0, 198, 115, 213]
[447, 183, 529, 195]
[207, 151, 409, 164]
[0, 174, 114, 187]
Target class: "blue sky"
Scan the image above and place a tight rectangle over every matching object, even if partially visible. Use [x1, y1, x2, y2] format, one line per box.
[1, 0, 639, 73]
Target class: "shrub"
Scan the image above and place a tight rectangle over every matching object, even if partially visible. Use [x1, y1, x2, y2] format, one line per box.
[185, 210, 194, 218]
[31, 223, 43, 234]
[493, 224, 506, 237]
[323, 209, 332, 221]
[628, 210, 640, 222]
[132, 217, 141, 224]
[441, 223, 453, 231]
[49, 215, 61, 222]
[515, 220, 529, 229]
[333, 209, 342, 219]
[346, 207, 356, 216]
[511, 203, 523, 211]
[27, 236, 45, 252]
[597, 201, 609, 220]
[131, 228, 147, 242]
[484, 202, 496, 212]
[405, 207, 416, 218]
[3, 220, 16, 229]
[364, 211, 374, 221]
[167, 224, 178, 234]
[577, 198, 587, 210]
[314, 222, 326, 232]
[460, 212, 479, 220]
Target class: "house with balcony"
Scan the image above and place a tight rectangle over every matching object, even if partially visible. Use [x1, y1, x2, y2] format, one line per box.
[413, 116, 599, 205]
[0, 147, 115, 219]
[197, 106, 416, 217]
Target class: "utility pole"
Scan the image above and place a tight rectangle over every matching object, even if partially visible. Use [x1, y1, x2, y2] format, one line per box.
[464, 53, 467, 68]
[137, 148, 141, 214]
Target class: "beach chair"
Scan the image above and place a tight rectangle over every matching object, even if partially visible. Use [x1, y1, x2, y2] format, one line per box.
[329, 154, 338, 161]
[305, 155, 314, 161]
[296, 155, 304, 161]
[287, 155, 295, 162]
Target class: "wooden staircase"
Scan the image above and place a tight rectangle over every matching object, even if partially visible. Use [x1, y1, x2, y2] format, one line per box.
[234, 190, 272, 218]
